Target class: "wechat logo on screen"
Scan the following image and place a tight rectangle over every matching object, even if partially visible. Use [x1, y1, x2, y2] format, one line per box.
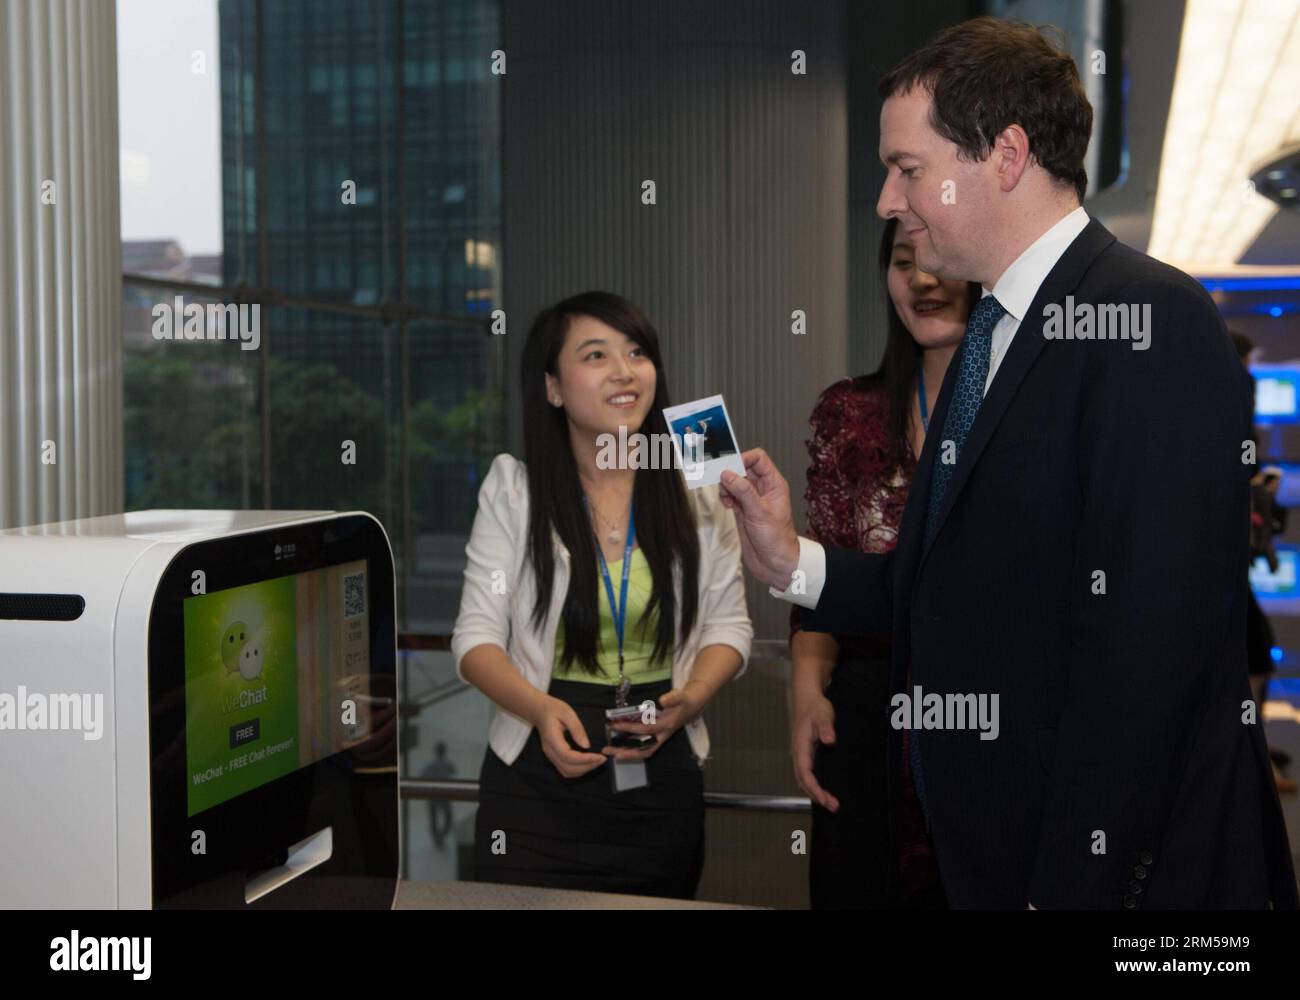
[220, 621, 264, 682]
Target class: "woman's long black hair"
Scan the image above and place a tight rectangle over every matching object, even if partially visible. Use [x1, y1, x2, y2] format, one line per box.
[521, 291, 699, 675]
[869, 217, 982, 466]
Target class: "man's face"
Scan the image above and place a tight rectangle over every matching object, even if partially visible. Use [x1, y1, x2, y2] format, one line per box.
[877, 88, 994, 283]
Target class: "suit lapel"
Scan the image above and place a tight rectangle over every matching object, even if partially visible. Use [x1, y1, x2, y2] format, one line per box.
[917, 217, 1116, 568]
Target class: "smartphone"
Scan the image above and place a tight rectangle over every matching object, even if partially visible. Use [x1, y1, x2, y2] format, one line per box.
[606, 702, 656, 749]
[607, 730, 655, 749]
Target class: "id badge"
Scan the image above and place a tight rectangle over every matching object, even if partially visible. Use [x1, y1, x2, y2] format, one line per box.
[611, 758, 648, 792]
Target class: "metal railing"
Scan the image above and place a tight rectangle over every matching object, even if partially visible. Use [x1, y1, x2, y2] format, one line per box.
[397, 637, 809, 813]
[400, 778, 810, 813]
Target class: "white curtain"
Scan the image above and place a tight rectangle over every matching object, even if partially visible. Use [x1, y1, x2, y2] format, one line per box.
[0, 0, 122, 529]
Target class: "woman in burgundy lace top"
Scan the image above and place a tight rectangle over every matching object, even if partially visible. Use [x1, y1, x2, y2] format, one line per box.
[790, 216, 978, 908]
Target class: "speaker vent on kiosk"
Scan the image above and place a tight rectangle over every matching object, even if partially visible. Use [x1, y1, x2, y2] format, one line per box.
[0, 593, 86, 621]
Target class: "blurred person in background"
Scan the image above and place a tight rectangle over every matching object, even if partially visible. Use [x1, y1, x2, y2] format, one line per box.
[790, 216, 976, 908]
[1233, 331, 1295, 794]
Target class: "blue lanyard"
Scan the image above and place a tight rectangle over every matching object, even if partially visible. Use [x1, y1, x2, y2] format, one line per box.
[585, 494, 636, 668]
[918, 368, 930, 432]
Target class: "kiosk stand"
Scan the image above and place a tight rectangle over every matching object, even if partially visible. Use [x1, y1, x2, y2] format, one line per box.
[0, 510, 399, 909]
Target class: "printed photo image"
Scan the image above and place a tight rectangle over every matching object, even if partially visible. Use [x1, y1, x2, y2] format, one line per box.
[663, 394, 745, 489]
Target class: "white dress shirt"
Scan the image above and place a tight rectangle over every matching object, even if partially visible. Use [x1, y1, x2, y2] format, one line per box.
[773, 206, 1091, 609]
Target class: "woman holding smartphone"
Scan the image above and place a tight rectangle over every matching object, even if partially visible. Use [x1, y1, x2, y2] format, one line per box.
[790, 218, 978, 908]
[453, 290, 753, 899]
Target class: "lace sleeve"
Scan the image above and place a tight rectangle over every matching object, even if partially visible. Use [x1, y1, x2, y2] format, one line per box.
[791, 379, 869, 641]
[804, 379, 875, 549]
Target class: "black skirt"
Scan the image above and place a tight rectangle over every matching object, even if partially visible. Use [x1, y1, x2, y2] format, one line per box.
[809, 642, 894, 908]
[809, 637, 947, 909]
[473, 677, 705, 899]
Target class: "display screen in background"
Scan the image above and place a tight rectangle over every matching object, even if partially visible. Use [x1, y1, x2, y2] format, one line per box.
[183, 560, 371, 817]
[1251, 548, 1298, 598]
[1252, 369, 1300, 425]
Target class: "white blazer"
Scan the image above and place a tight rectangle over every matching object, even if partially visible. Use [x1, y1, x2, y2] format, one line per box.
[451, 452, 754, 766]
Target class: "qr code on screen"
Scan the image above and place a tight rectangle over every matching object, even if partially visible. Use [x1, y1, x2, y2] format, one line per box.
[343, 571, 366, 618]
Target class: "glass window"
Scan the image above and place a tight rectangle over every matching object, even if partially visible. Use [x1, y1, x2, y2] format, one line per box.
[118, 0, 504, 633]
[122, 286, 262, 509]
[117, 0, 225, 285]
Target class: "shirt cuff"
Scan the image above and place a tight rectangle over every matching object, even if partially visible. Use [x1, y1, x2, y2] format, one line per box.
[767, 536, 825, 610]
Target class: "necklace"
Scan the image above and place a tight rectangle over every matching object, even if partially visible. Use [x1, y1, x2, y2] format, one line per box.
[586, 493, 630, 546]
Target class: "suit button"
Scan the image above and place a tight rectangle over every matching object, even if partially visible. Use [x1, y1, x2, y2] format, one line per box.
[1128, 880, 1143, 894]
[1139, 850, 1154, 866]
[1122, 894, 1138, 909]
[1133, 865, 1148, 879]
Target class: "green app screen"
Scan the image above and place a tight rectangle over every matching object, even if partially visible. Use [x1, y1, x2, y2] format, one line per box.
[183, 561, 370, 816]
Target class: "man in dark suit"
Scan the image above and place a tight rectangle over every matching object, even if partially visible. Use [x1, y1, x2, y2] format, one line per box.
[720, 17, 1297, 909]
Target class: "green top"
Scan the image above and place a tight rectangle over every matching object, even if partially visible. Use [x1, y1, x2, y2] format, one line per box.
[553, 547, 673, 685]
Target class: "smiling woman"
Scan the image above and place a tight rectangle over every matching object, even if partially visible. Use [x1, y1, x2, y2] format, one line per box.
[451, 290, 753, 898]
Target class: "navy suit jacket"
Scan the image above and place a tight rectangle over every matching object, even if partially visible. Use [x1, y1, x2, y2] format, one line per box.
[801, 217, 1298, 909]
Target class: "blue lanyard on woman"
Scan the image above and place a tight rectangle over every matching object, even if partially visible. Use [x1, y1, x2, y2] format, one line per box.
[918, 368, 930, 432]
[584, 494, 636, 706]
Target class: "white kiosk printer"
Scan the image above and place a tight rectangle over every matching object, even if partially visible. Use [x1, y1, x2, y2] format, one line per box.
[0, 510, 399, 908]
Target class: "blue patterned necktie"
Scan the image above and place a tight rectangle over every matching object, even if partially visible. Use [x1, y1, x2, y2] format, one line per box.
[910, 292, 1006, 821]
[922, 293, 1006, 547]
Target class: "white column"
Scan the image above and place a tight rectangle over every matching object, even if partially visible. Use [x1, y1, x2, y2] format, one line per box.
[0, 0, 122, 528]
